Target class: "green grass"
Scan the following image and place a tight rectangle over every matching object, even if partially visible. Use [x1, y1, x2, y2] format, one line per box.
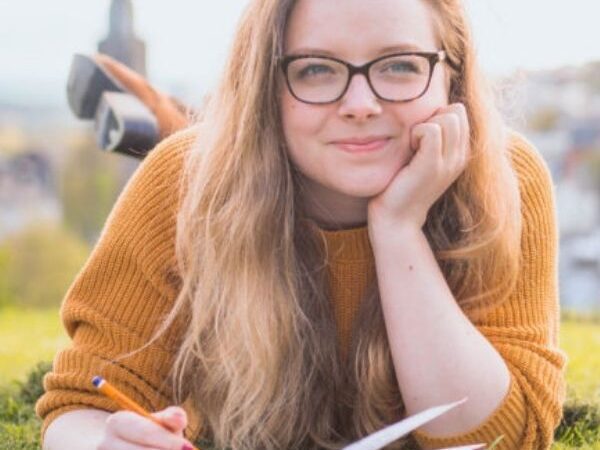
[560, 319, 600, 401]
[0, 362, 49, 450]
[553, 315, 600, 448]
[0, 307, 599, 448]
[0, 307, 68, 386]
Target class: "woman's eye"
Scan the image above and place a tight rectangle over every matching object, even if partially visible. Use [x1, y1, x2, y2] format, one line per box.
[298, 64, 334, 78]
[382, 62, 419, 74]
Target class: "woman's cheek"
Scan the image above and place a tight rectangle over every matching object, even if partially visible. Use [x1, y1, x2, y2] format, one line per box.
[282, 97, 309, 139]
[395, 103, 446, 148]
[282, 101, 332, 155]
[398, 72, 450, 131]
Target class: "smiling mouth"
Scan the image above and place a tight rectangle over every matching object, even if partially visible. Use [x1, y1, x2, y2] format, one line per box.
[331, 137, 392, 153]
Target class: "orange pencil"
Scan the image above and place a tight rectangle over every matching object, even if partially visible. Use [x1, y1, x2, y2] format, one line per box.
[92, 376, 200, 450]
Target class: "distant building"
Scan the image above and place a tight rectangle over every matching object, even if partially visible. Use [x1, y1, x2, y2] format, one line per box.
[560, 230, 600, 311]
[569, 116, 600, 151]
[98, 0, 147, 76]
[502, 62, 600, 311]
[527, 129, 570, 178]
[0, 152, 62, 241]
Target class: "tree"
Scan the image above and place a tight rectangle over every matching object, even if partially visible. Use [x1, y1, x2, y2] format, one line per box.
[60, 132, 136, 244]
[527, 106, 561, 132]
[0, 224, 89, 308]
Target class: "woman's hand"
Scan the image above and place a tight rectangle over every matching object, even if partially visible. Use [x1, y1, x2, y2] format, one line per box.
[367, 102, 471, 237]
[98, 406, 195, 450]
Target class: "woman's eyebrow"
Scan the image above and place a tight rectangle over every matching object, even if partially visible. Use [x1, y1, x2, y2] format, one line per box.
[377, 43, 427, 54]
[286, 42, 428, 57]
[286, 47, 336, 57]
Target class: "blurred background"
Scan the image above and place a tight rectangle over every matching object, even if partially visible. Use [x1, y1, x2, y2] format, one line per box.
[0, 1, 599, 447]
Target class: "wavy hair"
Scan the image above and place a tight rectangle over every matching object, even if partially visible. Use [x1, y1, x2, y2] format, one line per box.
[154, 1, 522, 448]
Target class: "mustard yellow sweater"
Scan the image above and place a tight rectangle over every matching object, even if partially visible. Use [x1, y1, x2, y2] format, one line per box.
[36, 128, 566, 449]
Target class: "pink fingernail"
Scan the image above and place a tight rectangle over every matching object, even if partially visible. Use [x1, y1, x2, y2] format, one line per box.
[181, 444, 194, 450]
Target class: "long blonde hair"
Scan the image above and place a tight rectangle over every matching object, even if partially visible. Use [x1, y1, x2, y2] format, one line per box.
[157, 1, 522, 448]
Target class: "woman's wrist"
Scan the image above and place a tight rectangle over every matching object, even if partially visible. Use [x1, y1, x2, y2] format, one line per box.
[367, 215, 424, 249]
[43, 409, 110, 450]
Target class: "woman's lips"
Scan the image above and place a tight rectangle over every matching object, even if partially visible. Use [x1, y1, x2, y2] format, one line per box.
[332, 137, 392, 153]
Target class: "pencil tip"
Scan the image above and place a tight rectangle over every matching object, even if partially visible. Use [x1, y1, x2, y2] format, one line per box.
[92, 376, 103, 388]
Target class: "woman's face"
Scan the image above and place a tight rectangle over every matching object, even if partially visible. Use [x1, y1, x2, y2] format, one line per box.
[281, 0, 450, 224]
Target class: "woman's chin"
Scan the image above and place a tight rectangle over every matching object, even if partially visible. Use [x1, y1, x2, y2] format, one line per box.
[335, 179, 392, 199]
[333, 160, 408, 198]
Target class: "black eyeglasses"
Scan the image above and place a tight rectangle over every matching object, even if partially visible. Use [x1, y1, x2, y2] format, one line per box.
[281, 51, 447, 104]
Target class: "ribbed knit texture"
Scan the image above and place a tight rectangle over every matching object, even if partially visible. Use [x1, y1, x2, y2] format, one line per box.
[36, 128, 566, 449]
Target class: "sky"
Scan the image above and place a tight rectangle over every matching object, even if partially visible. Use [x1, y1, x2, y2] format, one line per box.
[1, 0, 600, 106]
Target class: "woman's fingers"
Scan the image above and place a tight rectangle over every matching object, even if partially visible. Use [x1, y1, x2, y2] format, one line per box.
[428, 109, 461, 161]
[152, 406, 188, 434]
[98, 440, 162, 450]
[455, 102, 470, 156]
[422, 103, 471, 177]
[410, 122, 443, 176]
[451, 102, 471, 170]
[104, 410, 193, 450]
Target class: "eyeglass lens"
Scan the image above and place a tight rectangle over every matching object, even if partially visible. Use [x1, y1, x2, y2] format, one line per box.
[286, 54, 432, 103]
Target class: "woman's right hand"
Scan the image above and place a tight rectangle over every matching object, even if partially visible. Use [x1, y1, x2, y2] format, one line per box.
[98, 406, 196, 450]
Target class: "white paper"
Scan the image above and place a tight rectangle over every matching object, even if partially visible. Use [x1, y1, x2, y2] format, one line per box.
[341, 397, 485, 450]
[437, 445, 486, 450]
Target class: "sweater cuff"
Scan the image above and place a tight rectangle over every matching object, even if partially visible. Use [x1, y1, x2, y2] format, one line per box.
[411, 373, 527, 449]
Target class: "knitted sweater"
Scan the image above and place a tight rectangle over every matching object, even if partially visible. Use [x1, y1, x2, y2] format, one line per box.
[36, 128, 566, 450]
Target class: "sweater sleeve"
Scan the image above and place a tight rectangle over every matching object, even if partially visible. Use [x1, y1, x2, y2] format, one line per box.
[35, 128, 199, 441]
[412, 134, 567, 450]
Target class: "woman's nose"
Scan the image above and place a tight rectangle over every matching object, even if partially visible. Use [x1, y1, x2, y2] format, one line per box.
[337, 74, 382, 121]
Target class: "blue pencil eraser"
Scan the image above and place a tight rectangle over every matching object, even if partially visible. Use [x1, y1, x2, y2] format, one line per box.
[92, 376, 104, 388]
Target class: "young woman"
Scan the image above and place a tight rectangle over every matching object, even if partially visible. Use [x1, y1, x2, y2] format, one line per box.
[38, 0, 566, 449]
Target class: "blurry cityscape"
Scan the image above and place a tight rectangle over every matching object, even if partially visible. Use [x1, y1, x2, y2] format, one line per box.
[502, 65, 600, 311]
[0, 1, 598, 312]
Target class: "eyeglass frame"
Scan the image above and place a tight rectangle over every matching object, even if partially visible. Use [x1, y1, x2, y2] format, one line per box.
[280, 50, 449, 105]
